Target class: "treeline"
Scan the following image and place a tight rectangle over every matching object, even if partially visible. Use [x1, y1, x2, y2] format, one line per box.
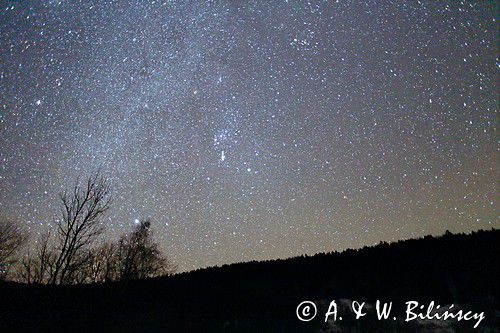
[0, 173, 175, 285]
[0, 228, 497, 332]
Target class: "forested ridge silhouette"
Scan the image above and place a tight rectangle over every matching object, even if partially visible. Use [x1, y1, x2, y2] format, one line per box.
[0, 229, 498, 332]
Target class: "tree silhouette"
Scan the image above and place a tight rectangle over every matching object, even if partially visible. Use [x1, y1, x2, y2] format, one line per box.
[86, 241, 119, 283]
[16, 231, 55, 284]
[48, 173, 111, 284]
[14, 175, 176, 284]
[115, 219, 176, 281]
[0, 216, 27, 280]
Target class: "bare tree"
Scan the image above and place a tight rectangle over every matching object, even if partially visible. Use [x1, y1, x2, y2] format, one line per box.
[80, 242, 119, 283]
[95, 242, 120, 282]
[0, 216, 27, 280]
[115, 220, 176, 281]
[16, 231, 55, 284]
[67, 220, 176, 284]
[0, 219, 24, 280]
[49, 173, 111, 285]
[13, 174, 177, 285]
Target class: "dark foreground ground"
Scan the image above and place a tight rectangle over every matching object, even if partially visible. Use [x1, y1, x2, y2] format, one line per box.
[0, 229, 498, 332]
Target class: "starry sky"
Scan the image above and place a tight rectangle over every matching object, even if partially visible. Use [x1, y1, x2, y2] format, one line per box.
[0, 0, 497, 272]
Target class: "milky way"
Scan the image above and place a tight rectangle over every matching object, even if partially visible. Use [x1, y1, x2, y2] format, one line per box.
[0, 1, 497, 271]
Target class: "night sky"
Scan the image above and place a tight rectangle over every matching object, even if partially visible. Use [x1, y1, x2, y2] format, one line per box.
[0, 1, 497, 272]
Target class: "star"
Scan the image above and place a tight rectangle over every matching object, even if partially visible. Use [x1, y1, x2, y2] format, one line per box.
[0, 0, 496, 272]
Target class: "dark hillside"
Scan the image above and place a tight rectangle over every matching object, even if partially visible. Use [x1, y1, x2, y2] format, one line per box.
[0, 229, 498, 332]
